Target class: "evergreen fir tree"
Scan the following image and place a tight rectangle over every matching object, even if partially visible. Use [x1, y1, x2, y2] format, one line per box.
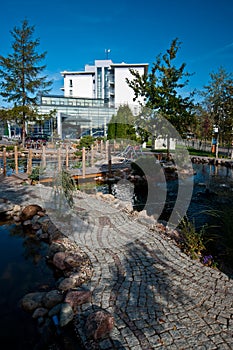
[0, 19, 53, 146]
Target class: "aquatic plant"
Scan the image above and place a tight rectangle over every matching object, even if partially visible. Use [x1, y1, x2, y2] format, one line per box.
[53, 169, 76, 210]
[203, 207, 233, 271]
[179, 216, 206, 260]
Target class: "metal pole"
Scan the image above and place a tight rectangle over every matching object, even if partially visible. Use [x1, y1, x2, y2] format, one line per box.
[215, 132, 219, 159]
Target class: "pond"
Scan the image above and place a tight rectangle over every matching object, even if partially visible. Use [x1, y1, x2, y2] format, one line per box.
[0, 220, 56, 348]
[0, 220, 83, 349]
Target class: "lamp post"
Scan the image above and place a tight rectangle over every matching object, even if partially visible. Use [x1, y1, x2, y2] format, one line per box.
[213, 125, 219, 158]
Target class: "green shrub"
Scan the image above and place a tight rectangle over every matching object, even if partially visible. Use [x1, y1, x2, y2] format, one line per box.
[77, 136, 95, 150]
[28, 166, 43, 183]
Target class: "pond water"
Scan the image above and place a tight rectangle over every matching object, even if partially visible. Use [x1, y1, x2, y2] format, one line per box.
[0, 217, 85, 349]
[188, 163, 233, 225]
[0, 221, 56, 349]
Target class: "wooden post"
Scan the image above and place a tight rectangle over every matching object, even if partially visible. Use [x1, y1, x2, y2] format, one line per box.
[58, 147, 61, 172]
[3, 147, 6, 177]
[108, 143, 112, 176]
[100, 139, 103, 153]
[14, 146, 18, 174]
[105, 140, 109, 161]
[82, 147, 86, 178]
[41, 145, 46, 170]
[91, 144, 94, 167]
[66, 145, 69, 170]
[27, 148, 33, 175]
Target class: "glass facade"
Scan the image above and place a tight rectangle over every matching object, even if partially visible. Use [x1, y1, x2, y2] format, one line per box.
[41, 95, 106, 107]
[39, 95, 117, 138]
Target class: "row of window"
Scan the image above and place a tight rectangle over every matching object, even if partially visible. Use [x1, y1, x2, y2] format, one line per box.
[42, 98, 105, 107]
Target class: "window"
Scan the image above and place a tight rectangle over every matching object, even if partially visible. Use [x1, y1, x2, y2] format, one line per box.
[97, 67, 102, 99]
[104, 67, 109, 100]
[69, 79, 73, 87]
[69, 90, 73, 96]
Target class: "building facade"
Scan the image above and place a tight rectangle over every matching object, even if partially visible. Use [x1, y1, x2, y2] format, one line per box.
[39, 59, 148, 138]
[61, 60, 148, 108]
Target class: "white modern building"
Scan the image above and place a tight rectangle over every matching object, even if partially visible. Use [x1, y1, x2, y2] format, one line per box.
[39, 59, 148, 138]
[61, 59, 148, 108]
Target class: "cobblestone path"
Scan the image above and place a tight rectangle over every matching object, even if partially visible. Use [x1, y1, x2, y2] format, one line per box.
[1, 179, 233, 349]
[43, 189, 233, 350]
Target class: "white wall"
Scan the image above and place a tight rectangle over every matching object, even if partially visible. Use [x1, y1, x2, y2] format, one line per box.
[64, 74, 94, 98]
[114, 66, 145, 108]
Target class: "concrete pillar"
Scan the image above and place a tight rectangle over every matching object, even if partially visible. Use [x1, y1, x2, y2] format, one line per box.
[57, 112, 62, 138]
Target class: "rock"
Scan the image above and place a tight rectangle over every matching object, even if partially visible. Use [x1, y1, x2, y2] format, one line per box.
[123, 202, 133, 213]
[59, 303, 74, 327]
[47, 222, 58, 235]
[85, 310, 114, 340]
[0, 198, 7, 204]
[38, 231, 49, 240]
[68, 272, 85, 285]
[52, 251, 67, 270]
[47, 241, 65, 259]
[0, 202, 13, 214]
[13, 204, 21, 212]
[37, 211, 46, 217]
[42, 289, 63, 309]
[20, 292, 46, 312]
[22, 219, 32, 227]
[48, 303, 62, 317]
[138, 209, 148, 217]
[58, 277, 76, 291]
[32, 307, 48, 319]
[37, 216, 50, 224]
[65, 290, 91, 308]
[20, 204, 43, 221]
[32, 223, 41, 231]
[64, 253, 86, 269]
[68, 266, 93, 283]
[13, 215, 21, 222]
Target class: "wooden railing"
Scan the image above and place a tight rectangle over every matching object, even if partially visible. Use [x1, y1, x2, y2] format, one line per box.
[0, 140, 126, 180]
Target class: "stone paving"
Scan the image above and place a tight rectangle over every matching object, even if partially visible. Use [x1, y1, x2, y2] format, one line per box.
[1, 177, 233, 349]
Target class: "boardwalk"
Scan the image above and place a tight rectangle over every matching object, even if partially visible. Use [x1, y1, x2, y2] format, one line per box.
[0, 177, 233, 349]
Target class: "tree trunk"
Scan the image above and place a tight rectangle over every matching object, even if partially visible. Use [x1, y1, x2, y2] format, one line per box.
[22, 121, 26, 148]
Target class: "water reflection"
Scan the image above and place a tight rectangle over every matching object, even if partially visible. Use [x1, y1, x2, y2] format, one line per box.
[0, 222, 55, 349]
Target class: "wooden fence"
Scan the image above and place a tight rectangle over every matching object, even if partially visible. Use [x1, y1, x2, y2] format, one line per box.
[0, 139, 124, 180]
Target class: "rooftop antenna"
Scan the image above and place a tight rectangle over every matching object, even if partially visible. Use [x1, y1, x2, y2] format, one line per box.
[105, 49, 111, 59]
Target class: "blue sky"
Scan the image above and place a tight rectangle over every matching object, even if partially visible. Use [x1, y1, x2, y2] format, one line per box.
[1, 0, 233, 103]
